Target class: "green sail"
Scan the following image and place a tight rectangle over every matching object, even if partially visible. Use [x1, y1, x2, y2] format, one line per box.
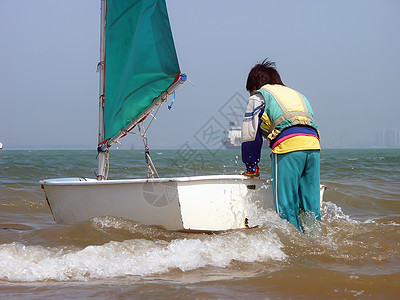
[104, 0, 181, 140]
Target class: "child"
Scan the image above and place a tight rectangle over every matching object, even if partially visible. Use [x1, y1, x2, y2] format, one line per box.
[241, 59, 321, 232]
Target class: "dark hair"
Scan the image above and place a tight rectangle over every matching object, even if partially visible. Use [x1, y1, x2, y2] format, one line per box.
[246, 59, 285, 92]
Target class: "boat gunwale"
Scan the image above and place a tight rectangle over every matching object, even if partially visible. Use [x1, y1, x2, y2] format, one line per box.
[41, 175, 272, 186]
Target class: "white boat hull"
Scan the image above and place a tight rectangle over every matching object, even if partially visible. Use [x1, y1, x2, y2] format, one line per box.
[41, 175, 325, 231]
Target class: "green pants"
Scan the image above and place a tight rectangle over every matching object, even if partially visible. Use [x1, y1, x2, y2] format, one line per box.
[270, 150, 321, 232]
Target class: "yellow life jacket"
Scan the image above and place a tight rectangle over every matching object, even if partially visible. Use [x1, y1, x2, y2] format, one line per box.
[255, 84, 318, 141]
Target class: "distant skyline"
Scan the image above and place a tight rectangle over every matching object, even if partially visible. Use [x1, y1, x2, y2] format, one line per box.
[2, 127, 398, 150]
[1, 0, 399, 150]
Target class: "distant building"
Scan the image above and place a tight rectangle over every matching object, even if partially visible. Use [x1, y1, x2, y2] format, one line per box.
[376, 129, 400, 148]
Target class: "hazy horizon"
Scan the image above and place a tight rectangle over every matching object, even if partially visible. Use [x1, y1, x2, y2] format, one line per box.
[1, 0, 399, 151]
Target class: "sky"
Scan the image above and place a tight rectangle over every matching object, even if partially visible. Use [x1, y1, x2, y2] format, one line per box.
[0, 0, 399, 150]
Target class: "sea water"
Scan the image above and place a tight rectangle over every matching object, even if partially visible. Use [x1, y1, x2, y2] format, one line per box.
[0, 149, 399, 298]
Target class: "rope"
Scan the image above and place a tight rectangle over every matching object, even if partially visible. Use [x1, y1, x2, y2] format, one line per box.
[127, 92, 179, 178]
[145, 145, 159, 178]
[138, 125, 159, 178]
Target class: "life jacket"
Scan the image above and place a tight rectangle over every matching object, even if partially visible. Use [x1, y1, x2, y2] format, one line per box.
[254, 84, 318, 142]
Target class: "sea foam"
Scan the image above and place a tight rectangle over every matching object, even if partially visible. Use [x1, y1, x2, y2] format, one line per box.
[0, 230, 286, 282]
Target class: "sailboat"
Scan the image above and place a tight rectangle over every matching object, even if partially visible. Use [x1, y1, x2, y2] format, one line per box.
[41, 0, 325, 231]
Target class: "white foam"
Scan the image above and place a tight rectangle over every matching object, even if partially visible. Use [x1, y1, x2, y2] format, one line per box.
[0, 230, 286, 282]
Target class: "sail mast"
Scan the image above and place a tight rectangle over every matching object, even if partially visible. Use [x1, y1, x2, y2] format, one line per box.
[97, 0, 107, 180]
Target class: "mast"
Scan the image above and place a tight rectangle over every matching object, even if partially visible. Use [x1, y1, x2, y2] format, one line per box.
[97, 0, 107, 180]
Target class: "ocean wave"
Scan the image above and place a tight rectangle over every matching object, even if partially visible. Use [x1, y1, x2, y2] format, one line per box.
[0, 230, 286, 282]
